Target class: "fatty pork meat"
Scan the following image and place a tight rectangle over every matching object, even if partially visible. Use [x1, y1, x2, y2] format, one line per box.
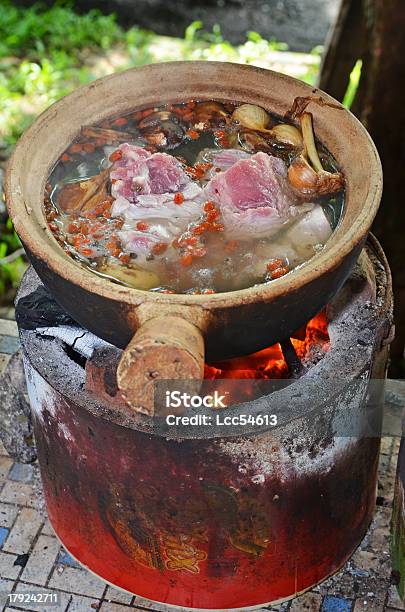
[254, 204, 333, 270]
[110, 144, 204, 260]
[195, 148, 251, 181]
[205, 151, 310, 239]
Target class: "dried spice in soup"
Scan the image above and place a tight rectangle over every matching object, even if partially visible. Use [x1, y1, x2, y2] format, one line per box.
[44, 97, 345, 294]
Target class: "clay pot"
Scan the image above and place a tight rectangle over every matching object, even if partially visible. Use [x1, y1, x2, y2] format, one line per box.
[5, 62, 382, 412]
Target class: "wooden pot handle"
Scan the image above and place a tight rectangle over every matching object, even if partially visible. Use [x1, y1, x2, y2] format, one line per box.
[117, 315, 205, 415]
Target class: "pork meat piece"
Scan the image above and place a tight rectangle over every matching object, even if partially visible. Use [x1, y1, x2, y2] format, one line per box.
[211, 149, 251, 170]
[118, 226, 171, 260]
[255, 204, 332, 269]
[195, 148, 251, 181]
[205, 152, 305, 239]
[111, 144, 189, 200]
[284, 204, 332, 259]
[110, 144, 204, 260]
[112, 182, 203, 223]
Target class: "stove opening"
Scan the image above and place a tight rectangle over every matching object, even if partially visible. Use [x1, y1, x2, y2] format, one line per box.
[204, 310, 330, 381]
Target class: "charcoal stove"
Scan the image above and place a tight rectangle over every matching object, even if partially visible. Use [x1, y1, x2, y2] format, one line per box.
[17, 235, 393, 611]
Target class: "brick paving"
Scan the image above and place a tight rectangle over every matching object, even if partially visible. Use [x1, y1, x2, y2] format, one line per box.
[0, 318, 403, 611]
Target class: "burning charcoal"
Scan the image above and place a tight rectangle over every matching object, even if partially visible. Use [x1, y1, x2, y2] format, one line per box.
[280, 338, 303, 377]
[16, 285, 75, 330]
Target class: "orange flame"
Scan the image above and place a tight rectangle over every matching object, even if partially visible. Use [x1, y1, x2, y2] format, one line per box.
[204, 310, 329, 381]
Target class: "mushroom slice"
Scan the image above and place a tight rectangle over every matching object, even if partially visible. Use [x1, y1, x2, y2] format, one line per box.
[238, 130, 272, 152]
[98, 264, 160, 290]
[194, 101, 229, 123]
[57, 169, 110, 213]
[138, 111, 184, 148]
[138, 111, 179, 131]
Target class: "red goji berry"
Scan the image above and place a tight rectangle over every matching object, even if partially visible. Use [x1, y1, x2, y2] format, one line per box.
[174, 192, 184, 205]
[180, 254, 193, 266]
[204, 201, 216, 212]
[152, 242, 168, 255]
[271, 267, 289, 279]
[186, 129, 200, 140]
[267, 258, 285, 272]
[109, 149, 123, 163]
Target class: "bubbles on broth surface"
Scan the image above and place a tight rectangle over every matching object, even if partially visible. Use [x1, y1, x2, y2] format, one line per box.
[44, 100, 345, 294]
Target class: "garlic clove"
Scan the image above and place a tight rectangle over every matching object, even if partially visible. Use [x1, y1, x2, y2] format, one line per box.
[232, 104, 271, 132]
[288, 155, 344, 199]
[270, 123, 303, 148]
[288, 156, 318, 193]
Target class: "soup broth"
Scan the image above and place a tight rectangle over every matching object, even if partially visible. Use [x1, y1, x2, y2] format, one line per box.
[45, 99, 345, 294]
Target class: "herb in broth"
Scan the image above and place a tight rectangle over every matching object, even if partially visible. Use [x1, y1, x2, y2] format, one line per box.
[44, 99, 345, 294]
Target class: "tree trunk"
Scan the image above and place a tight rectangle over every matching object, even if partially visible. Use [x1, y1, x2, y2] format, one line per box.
[320, 0, 405, 375]
[319, 0, 365, 101]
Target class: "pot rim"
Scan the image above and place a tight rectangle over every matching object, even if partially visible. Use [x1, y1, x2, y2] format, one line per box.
[5, 61, 382, 310]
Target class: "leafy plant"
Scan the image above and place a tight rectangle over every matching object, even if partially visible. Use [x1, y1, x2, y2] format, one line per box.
[343, 59, 362, 109]
[0, 1, 122, 59]
[0, 217, 25, 299]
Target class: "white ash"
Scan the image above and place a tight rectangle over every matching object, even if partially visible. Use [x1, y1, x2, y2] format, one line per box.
[24, 360, 77, 448]
[215, 434, 357, 483]
[35, 325, 113, 359]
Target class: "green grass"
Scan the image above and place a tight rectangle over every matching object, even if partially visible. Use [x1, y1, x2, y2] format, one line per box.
[0, 0, 322, 300]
